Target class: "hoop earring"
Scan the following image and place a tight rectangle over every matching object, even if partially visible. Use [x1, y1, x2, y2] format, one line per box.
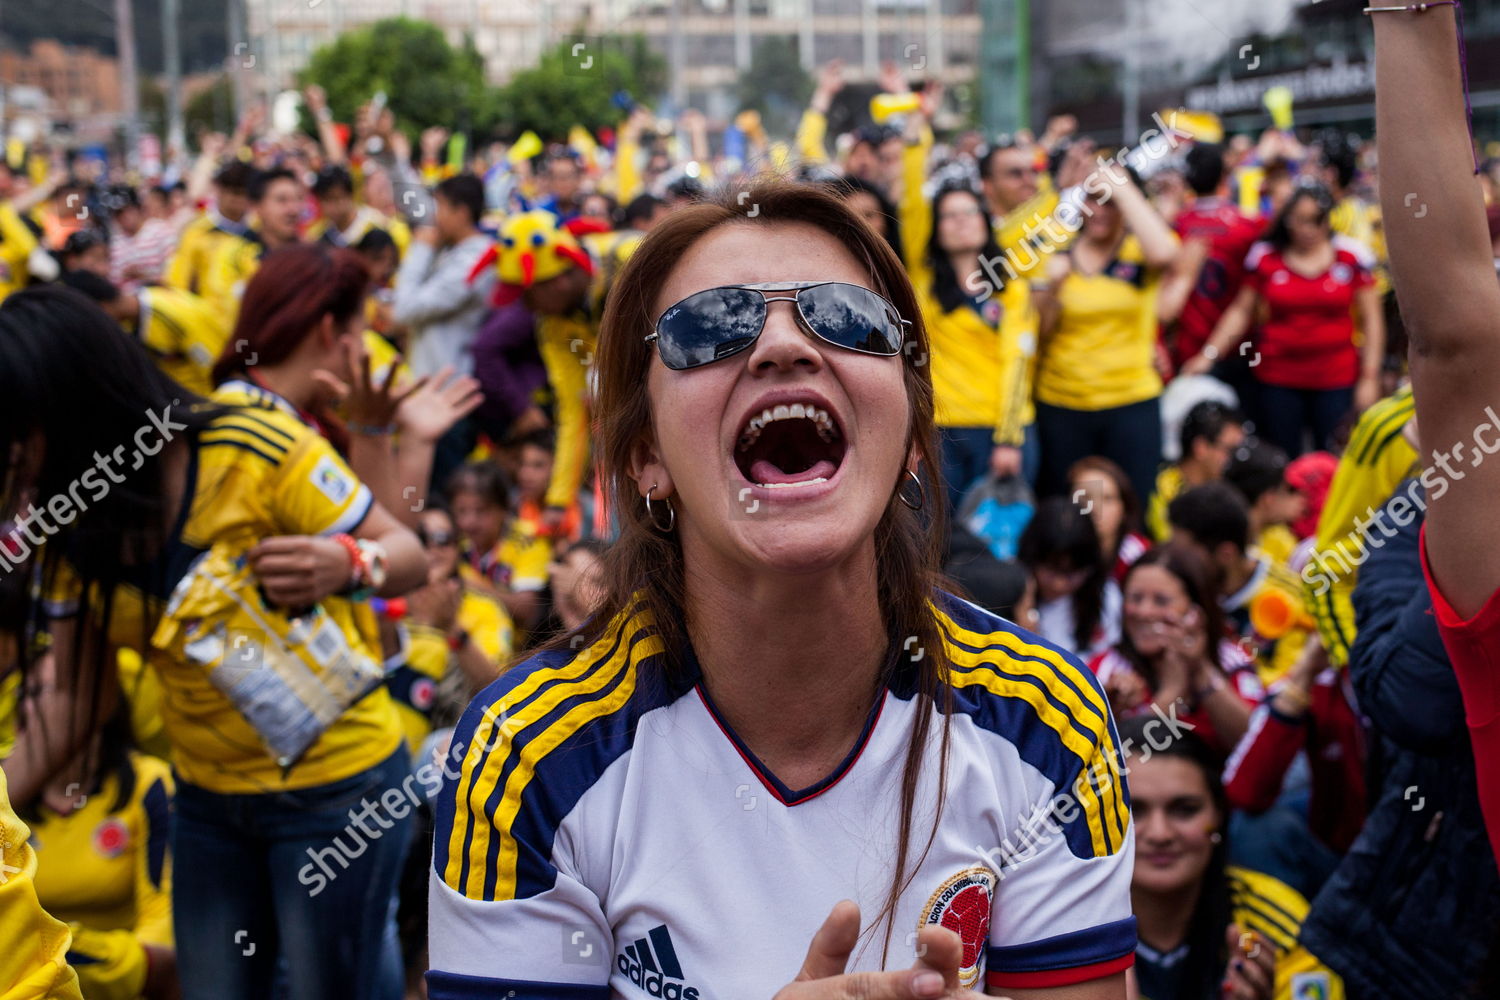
[645, 483, 676, 533]
[897, 469, 924, 511]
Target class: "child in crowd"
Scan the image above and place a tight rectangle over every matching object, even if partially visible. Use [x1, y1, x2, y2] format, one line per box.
[447, 462, 549, 635]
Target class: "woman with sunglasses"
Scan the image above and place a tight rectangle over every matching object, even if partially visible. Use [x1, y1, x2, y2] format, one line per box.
[428, 182, 1134, 999]
[1181, 185, 1385, 458]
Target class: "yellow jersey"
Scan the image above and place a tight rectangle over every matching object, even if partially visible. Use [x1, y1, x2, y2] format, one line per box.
[537, 312, 596, 510]
[920, 279, 1038, 444]
[898, 123, 1037, 443]
[134, 287, 230, 398]
[1226, 866, 1344, 1000]
[162, 211, 252, 297]
[1303, 385, 1418, 668]
[0, 201, 40, 304]
[392, 588, 513, 754]
[305, 205, 410, 256]
[200, 231, 265, 327]
[993, 184, 1066, 282]
[45, 380, 404, 793]
[30, 754, 173, 1000]
[0, 769, 83, 1000]
[1258, 523, 1298, 572]
[1035, 236, 1166, 411]
[1147, 464, 1184, 542]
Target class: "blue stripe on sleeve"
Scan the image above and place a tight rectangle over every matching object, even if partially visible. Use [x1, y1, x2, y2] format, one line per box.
[987, 915, 1138, 972]
[425, 972, 609, 999]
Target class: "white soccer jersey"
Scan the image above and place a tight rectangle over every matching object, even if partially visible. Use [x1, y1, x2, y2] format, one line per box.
[428, 590, 1135, 998]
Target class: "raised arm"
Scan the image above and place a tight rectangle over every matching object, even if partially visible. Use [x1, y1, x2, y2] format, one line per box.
[1374, 5, 1500, 618]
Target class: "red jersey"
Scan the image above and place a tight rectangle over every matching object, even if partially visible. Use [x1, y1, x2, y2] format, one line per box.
[1171, 198, 1265, 366]
[1420, 529, 1500, 875]
[1222, 671, 1367, 853]
[1089, 640, 1263, 755]
[1244, 237, 1374, 390]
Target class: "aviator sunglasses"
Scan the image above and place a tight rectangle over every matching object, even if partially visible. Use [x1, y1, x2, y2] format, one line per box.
[644, 281, 911, 371]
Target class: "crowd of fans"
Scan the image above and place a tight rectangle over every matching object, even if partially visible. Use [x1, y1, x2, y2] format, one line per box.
[0, 46, 1497, 1000]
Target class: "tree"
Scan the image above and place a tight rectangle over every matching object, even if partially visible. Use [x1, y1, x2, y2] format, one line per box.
[184, 75, 236, 140]
[494, 34, 668, 141]
[298, 18, 494, 138]
[736, 36, 813, 137]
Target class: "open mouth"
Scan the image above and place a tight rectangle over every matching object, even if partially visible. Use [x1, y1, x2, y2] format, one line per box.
[734, 402, 847, 488]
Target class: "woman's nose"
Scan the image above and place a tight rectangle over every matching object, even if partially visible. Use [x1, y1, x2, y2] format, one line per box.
[745, 298, 822, 373]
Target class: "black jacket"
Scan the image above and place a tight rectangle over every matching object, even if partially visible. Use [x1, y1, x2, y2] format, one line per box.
[1300, 481, 1500, 998]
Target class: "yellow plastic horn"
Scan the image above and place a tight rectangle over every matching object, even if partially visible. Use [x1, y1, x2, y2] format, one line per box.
[1263, 86, 1295, 132]
[507, 130, 543, 165]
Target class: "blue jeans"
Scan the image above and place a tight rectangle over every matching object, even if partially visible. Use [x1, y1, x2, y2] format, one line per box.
[938, 425, 1041, 517]
[939, 426, 999, 515]
[1035, 396, 1163, 508]
[1253, 382, 1354, 458]
[172, 749, 413, 1000]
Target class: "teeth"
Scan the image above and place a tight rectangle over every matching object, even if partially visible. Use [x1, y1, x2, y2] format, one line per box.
[735, 403, 841, 451]
[757, 477, 829, 488]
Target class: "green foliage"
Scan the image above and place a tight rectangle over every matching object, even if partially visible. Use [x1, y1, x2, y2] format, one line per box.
[493, 34, 668, 141]
[297, 17, 493, 137]
[184, 75, 237, 139]
[735, 36, 812, 136]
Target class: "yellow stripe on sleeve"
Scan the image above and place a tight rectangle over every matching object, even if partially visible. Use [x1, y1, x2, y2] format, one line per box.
[444, 608, 651, 897]
[934, 606, 1129, 854]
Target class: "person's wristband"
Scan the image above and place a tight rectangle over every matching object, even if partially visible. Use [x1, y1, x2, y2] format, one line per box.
[315, 107, 333, 123]
[447, 628, 470, 652]
[331, 533, 363, 590]
[346, 421, 396, 436]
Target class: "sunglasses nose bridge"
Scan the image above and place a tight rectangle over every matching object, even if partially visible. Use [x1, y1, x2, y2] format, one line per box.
[749, 292, 823, 361]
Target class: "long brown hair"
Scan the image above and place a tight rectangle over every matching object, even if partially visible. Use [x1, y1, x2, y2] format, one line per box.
[550, 179, 954, 962]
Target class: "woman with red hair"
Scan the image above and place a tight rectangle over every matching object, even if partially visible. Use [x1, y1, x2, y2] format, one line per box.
[213, 243, 481, 527]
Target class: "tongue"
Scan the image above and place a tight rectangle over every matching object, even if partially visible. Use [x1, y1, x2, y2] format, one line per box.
[750, 458, 838, 486]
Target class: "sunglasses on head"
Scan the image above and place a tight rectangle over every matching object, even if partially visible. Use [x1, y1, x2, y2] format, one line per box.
[644, 281, 911, 371]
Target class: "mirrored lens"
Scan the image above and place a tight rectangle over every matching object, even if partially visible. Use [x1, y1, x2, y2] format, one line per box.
[654, 286, 767, 370]
[797, 283, 904, 356]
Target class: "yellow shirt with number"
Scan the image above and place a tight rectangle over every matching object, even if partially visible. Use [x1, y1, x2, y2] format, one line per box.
[1035, 235, 1166, 411]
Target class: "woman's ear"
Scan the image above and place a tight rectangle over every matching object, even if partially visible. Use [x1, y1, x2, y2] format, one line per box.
[312, 312, 335, 350]
[627, 429, 673, 501]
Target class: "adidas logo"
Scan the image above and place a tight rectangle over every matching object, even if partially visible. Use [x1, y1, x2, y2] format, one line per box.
[616, 925, 702, 999]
